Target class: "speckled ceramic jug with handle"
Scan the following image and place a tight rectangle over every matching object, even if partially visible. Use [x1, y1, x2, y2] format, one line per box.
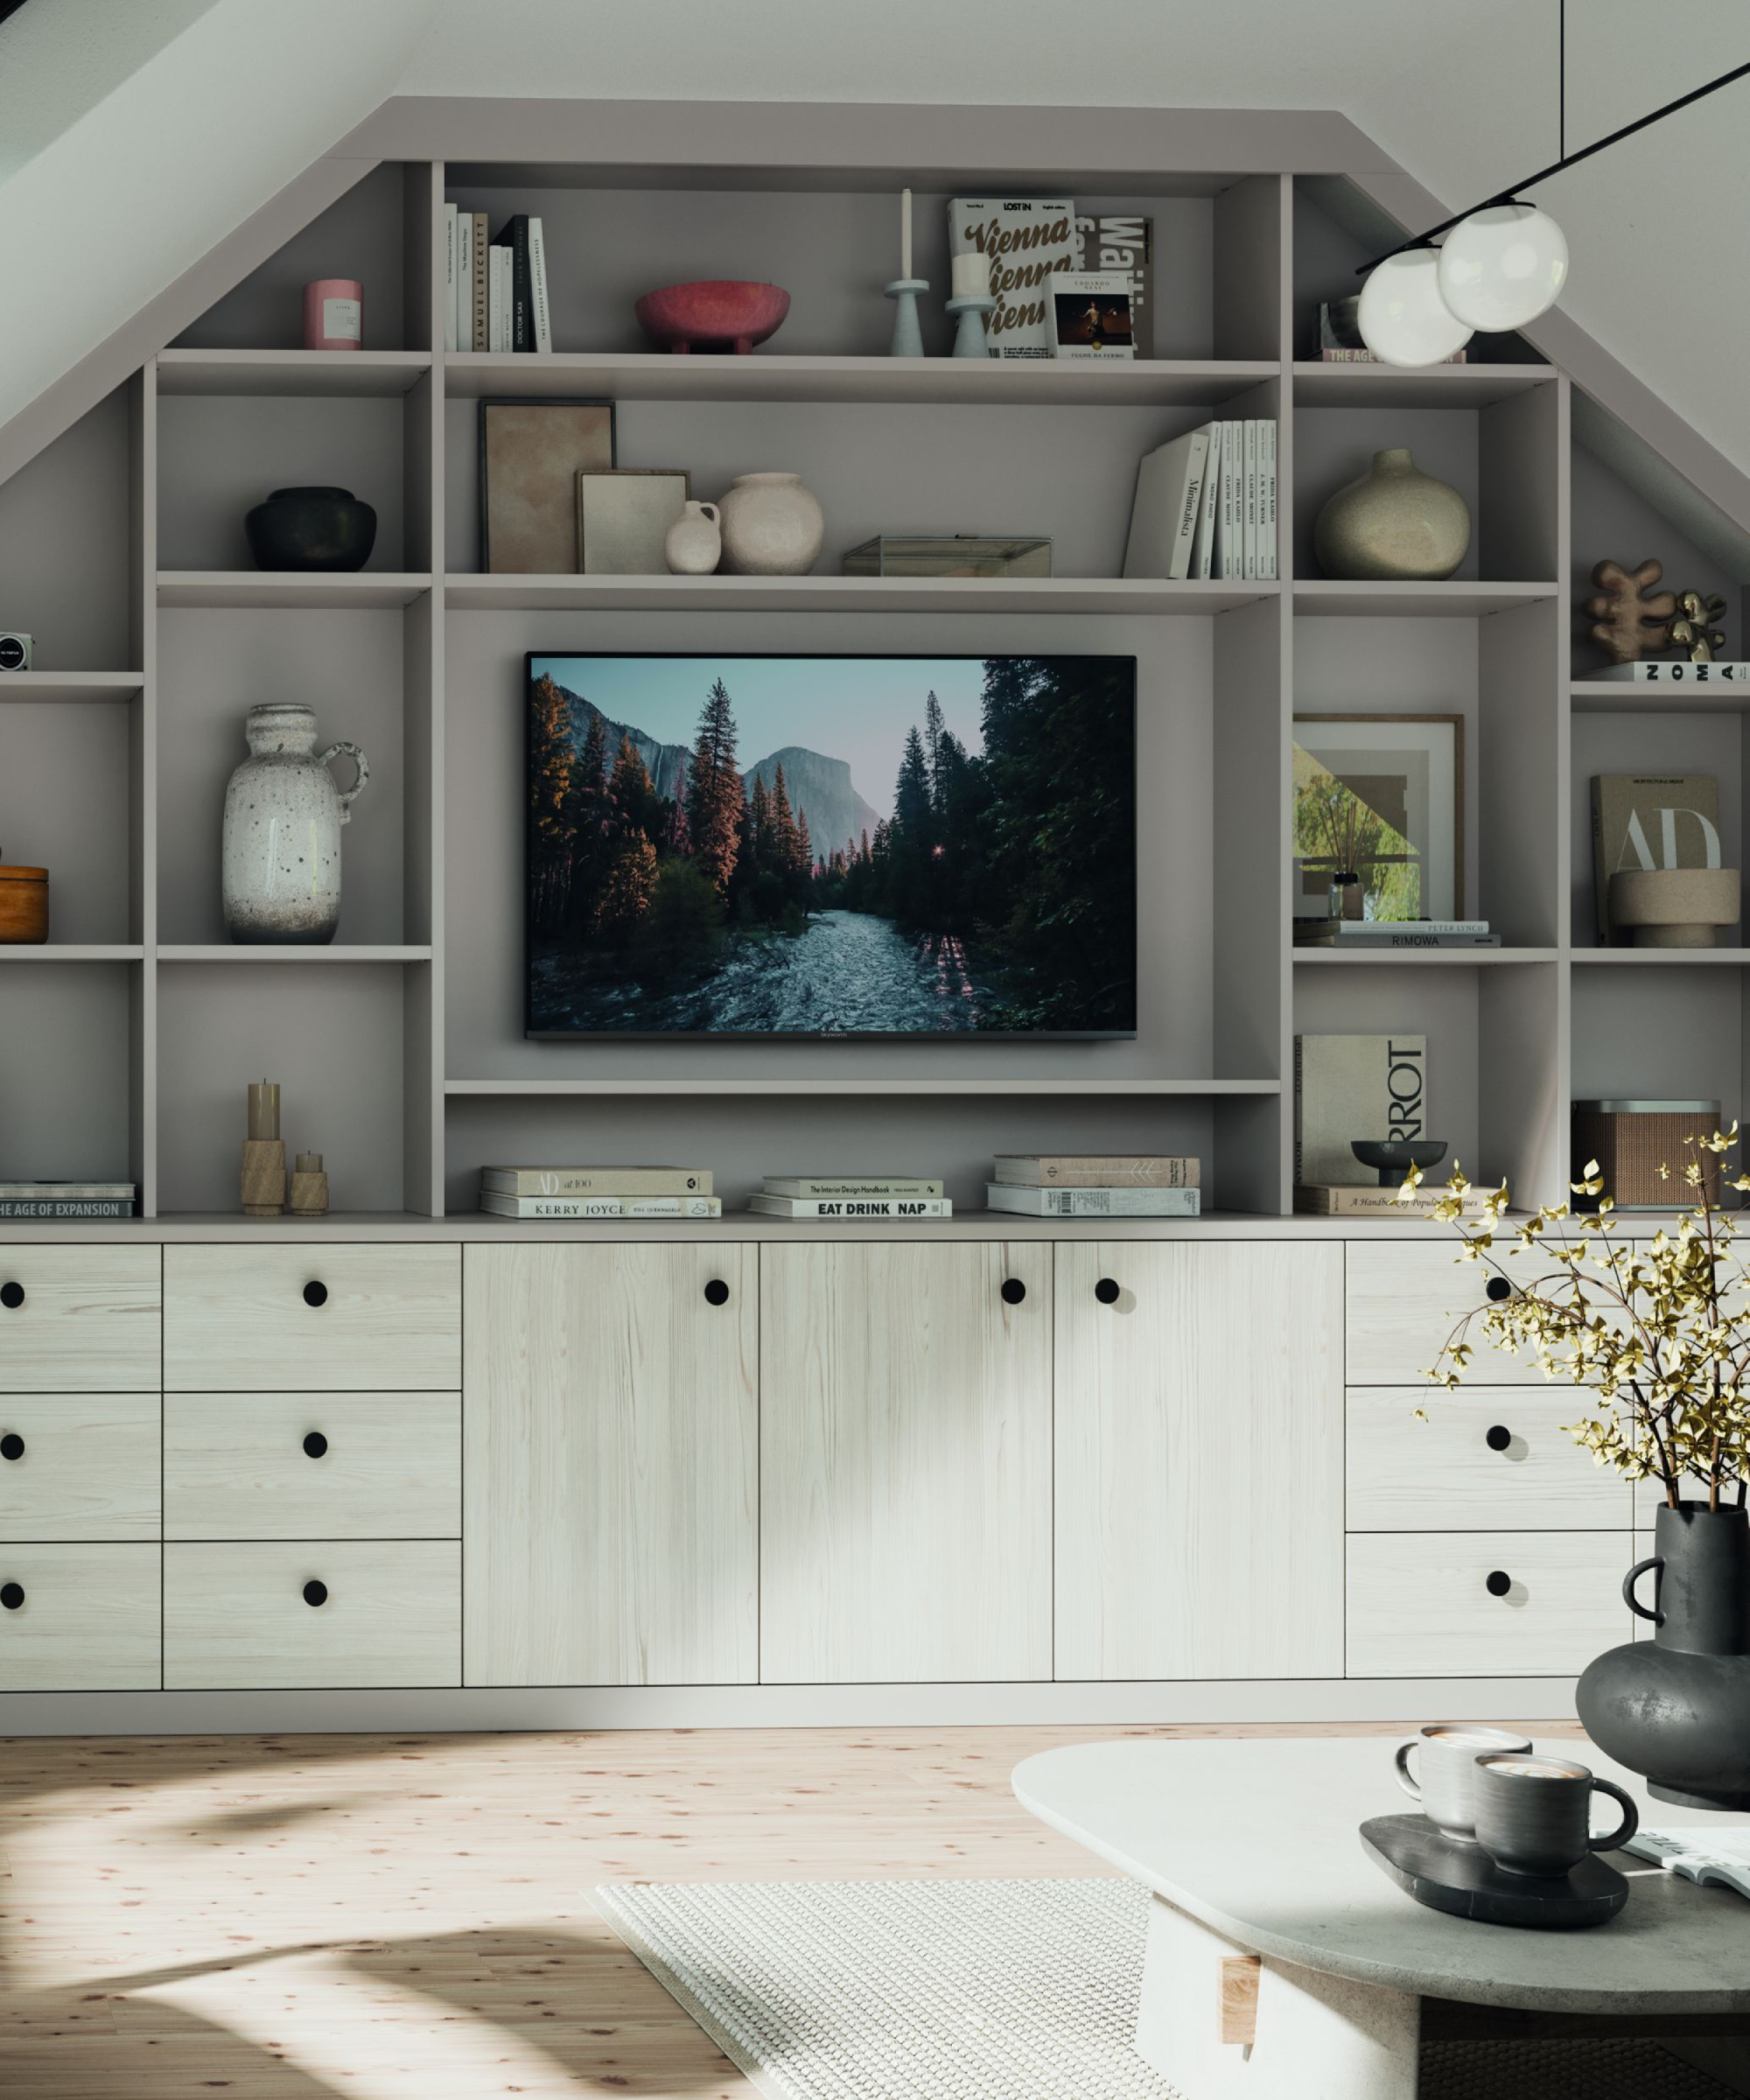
[221, 703, 369, 944]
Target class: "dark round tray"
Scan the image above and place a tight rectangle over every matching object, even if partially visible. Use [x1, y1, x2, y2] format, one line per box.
[1361, 1813, 1629, 1930]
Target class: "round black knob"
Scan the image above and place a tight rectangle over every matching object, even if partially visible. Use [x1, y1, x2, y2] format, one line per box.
[302, 1432, 328, 1460]
[703, 1278, 730, 1307]
[1001, 1278, 1026, 1306]
[1485, 1424, 1512, 1453]
[303, 1579, 328, 1607]
[0, 1282, 22, 1311]
[1486, 1276, 1511, 1303]
[0, 1581, 23, 1610]
[0, 1433, 23, 1462]
[303, 1281, 328, 1308]
[1485, 1569, 1513, 1598]
[1095, 1277, 1121, 1305]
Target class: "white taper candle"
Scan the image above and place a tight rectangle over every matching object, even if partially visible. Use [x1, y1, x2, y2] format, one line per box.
[901, 187, 913, 280]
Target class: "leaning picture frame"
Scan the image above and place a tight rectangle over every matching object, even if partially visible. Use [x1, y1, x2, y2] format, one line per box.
[577, 468, 691, 576]
[478, 397, 617, 573]
[1291, 713, 1465, 921]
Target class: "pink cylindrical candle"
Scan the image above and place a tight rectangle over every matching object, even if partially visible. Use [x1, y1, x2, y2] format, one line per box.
[304, 278, 363, 351]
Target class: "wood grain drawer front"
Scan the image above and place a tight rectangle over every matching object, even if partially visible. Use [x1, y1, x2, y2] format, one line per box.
[0, 1396, 161, 1541]
[1347, 1388, 1631, 1531]
[1347, 1244, 1520, 1386]
[1346, 1532, 1632, 1676]
[0, 1544, 160, 1689]
[760, 1242, 1052, 1685]
[163, 1246, 461, 1391]
[0, 1247, 160, 1393]
[164, 1541, 460, 1688]
[164, 1395, 459, 1541]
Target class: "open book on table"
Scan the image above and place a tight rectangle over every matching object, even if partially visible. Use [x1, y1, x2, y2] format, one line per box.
[1624, 1826, 1750, 1899]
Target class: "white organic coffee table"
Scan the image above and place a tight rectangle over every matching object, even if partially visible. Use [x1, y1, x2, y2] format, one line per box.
[1014, 1738, 1750, 2099]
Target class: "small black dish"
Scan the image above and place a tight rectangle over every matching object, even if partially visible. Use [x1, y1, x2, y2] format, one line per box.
[1361, 1813, 1628, 1929]
[245, 486, 377, 572]
[1351, 1138, 1449, 1188]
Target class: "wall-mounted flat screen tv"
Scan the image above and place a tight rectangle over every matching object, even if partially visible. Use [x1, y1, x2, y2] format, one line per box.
[526, 652, 1138, 1039]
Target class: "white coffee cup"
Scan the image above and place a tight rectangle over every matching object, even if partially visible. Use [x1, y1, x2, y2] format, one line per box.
[1394, 1723, 1535, 1842]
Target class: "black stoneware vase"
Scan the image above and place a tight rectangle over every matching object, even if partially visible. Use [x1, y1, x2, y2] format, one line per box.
[1577, 1500, 1750, 1810]
[244, 486, 377, 571]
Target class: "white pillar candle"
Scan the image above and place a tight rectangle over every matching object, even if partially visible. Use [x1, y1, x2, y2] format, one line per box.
[950, 249, 990, 300]
[901, 187, 913, 280]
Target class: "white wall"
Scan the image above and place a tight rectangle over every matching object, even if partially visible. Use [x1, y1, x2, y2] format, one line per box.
[395, 0, 1750, 473]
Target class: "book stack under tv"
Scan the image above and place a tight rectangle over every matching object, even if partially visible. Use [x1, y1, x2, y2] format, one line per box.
[478, 1166, 719, 1219]
[984, 1156, 1201, 1217]
[1295, 918, 1502, 951]
[748, 1176, 949, 1220]
[0, 1181, 136, 1220]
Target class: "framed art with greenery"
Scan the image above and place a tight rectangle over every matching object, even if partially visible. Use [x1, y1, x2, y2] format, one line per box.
[1292, 713, 1464, 921]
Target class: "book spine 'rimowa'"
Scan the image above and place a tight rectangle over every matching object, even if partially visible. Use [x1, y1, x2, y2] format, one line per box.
[749, 1197, 952, 1218]
[480, 1168, 712, 1195]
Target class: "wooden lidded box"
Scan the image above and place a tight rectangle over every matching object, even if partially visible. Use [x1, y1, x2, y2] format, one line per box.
[0, 864, 47, 943]
[1572, 1098, 1723, 1210]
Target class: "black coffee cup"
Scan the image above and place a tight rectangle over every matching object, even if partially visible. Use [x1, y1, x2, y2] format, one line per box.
[1472, 1753, 1638, 1879]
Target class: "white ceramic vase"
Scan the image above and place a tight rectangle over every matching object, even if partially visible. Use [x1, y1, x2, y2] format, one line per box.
[718, 472, 824, 576]
[1313, 446, 1471, 582]
[665, 499, 722, 575]
[222, 703, 369, 944]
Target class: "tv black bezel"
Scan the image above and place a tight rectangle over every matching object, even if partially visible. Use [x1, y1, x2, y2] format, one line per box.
[523, 649, 1138, 1042]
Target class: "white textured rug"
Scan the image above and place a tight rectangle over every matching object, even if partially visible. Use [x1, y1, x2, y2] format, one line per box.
[592, 1878, 1740, 2100]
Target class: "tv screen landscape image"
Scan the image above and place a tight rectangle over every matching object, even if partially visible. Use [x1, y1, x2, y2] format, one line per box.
[526, 652, 1138, 1039]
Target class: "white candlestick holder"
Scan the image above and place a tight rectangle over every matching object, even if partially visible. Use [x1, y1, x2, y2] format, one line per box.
[885, 278, 928, 358]
[945, 294, 996, 359]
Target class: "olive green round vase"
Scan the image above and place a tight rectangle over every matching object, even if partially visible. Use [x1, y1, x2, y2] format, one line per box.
[1313, 446, 1472, 582]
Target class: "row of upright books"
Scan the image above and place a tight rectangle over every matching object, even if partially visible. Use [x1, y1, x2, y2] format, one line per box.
[1123, 420, 1278, 583]
[444, 207, 553, 354]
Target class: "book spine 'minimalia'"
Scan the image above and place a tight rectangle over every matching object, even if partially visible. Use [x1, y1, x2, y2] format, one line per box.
[985, 1185, 1201, 1217]
[748, 1197, 952, 1219]
[0, 1200, 135, 1218]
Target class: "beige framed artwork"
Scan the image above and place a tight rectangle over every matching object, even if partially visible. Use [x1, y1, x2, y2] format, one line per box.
[478, 398, 616, 572]
[1292, 713, 1465, 920]
[577, 469, 691, 575]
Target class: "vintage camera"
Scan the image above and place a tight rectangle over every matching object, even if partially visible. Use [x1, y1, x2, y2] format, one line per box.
[0, 634, 32, 671]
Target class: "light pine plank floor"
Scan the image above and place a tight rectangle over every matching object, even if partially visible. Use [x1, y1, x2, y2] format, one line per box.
[0, 1721, 1572, 2097]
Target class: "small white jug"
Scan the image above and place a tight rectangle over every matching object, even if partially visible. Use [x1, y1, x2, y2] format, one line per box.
[665, 500, 722, 576]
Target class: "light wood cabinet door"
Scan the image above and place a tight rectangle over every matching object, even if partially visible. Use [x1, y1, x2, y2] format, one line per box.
[1346, 1531, 1632, 1676]
[1348, 1386, 1630, 1531]
[164, 1394, 459, 1541]
[0, 1396, 161, 1541]
[164, 1540, 459, 1688]
[759, 1242, 1052, 1684]
[0, 1544, 160, 1689]
[463, 1244, 758, 1687]
[1347, 1244, 1517, 1385]
[0, 1247, 160, 1393]
[163, 1245, 461, 1391]
[1054, 1242, 1344, 1680]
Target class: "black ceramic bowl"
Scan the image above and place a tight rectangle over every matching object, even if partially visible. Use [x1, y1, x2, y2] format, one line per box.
[245, 486, 377, 572]
[1351, 1138, 1449, 1187]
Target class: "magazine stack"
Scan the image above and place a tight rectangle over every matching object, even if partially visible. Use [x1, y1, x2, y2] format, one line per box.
[748, 1174, 949, 1221]
[984, 1155, 1201, 1217]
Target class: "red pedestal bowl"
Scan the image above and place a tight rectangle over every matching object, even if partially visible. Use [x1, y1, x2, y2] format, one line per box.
[634, 281, 791, 354]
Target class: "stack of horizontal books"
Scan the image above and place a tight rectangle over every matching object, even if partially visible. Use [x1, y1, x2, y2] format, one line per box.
[0, 1180, 136, 1220]
[984, 1155, 1200, 1217]
[747, 1174, 948, 1221]
[479, 1166, 720, 1220]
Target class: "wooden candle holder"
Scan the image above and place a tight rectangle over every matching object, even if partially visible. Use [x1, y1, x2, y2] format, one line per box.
[290, 1152, 329, 1216]
[242, 1139, 286, 1214]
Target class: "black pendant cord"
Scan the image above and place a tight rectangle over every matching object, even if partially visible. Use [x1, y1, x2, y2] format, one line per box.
[1357, 52, 1750, 273]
